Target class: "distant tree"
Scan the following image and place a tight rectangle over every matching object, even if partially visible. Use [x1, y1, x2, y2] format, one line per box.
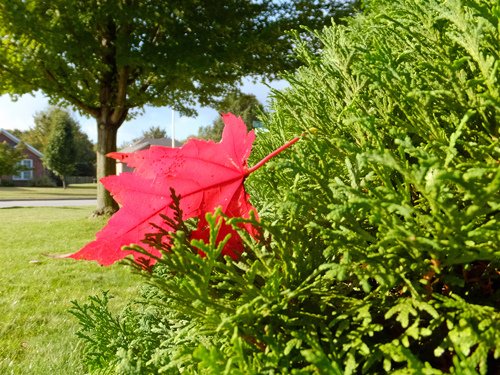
[0, 141, 26, 183]
[141, 126, 168, 140]
[8, 129, 25, 139]
[120, 125, 169, 149]
[23, 111, 51, 152]
[198, 91, 265, 141]
[43, 111, 76, 188]
[0, 0, 359, 214]
[21, 107, 96, 177]
[72, 130, 96, 177]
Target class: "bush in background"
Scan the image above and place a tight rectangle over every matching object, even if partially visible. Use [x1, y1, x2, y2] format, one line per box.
[29, 175, 57, 187]
[72, 0, 499, 373]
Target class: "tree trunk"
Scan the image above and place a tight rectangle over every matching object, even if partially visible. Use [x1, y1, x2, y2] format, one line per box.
[93, 18, 129, 215]
[94, 120, 119, 215]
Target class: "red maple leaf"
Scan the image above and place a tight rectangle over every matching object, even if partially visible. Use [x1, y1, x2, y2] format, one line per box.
[69, 113, 299, 266]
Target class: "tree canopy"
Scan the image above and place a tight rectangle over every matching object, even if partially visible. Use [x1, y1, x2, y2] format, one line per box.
[140, 126, 168, 140]
[0, 0, 359, 213]
[0, 141, 26, 182]
[19, 107, 96, 177]
[43, 110, 77, 188]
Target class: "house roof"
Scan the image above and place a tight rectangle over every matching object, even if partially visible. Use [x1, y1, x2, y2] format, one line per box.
[119, 137, 183, 154]
[0, 128, 44, 158]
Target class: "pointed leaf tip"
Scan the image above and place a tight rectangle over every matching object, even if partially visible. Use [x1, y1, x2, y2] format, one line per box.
[70, 113, 259, 266]
[70, 113, 300, 266]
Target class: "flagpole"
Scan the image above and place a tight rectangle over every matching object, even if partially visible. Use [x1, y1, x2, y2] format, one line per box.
[171, 109, 175, 147]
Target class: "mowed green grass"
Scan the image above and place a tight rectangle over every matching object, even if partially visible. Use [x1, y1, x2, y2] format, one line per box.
[0, 206, 140, 374]
[0, 183, 97, 200]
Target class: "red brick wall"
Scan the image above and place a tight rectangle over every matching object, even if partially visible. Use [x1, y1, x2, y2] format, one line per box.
[0, 132, 45, 183]
[25, 148, 45, 179]
[0, 133, 16, 147]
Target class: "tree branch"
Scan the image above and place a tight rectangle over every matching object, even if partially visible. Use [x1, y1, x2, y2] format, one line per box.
[111, 65, 129, 124]
[42, 67, 100, 117]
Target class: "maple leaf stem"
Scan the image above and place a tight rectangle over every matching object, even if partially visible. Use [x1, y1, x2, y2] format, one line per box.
[246, 136, 301, 176]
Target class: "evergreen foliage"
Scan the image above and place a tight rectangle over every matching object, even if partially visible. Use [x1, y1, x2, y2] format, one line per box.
[71, 0, 499, 373]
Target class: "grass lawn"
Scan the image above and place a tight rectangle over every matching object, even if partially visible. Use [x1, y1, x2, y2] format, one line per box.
[0, 206, 140, 374]
[0, 183, 97, 201]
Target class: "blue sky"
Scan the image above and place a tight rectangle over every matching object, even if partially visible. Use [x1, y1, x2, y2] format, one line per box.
[0, 78, 288, 147]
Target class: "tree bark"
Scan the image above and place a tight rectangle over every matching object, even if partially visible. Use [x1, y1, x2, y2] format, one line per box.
[94, 119, 120, 215]
[93, 16, 129, 216]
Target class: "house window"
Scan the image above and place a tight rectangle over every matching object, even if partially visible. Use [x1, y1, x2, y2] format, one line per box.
[13, 159, 34, 180]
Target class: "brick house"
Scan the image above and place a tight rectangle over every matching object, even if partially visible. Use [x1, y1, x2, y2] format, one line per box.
[0, 128, 46, 185]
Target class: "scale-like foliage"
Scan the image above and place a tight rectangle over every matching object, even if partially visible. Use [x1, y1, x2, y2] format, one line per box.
[72, 0, 499, 373]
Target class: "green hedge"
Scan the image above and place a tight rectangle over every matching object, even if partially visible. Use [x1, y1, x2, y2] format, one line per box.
[72, 0, 499, 373]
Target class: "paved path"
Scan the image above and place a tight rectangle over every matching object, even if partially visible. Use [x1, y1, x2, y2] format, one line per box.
[0, 199, 97, 208]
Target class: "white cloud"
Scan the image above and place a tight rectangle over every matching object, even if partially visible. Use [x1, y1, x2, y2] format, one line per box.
[0, 91, 49, 131]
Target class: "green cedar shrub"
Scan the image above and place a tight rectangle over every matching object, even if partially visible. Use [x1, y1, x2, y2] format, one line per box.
[71, 0, 500, 373]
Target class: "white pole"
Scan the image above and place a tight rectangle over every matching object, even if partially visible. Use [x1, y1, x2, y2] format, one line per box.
[171, 109, 175, 147]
